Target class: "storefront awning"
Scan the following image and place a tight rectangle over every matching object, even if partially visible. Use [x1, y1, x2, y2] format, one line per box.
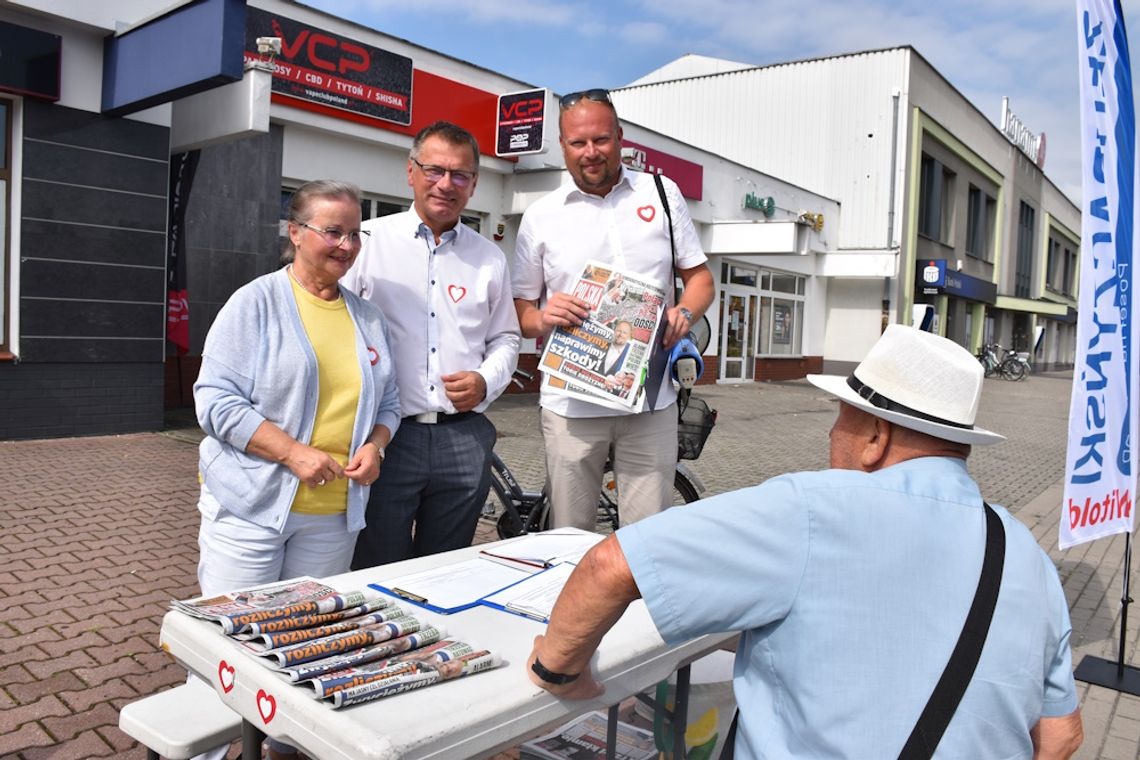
[993, 295, 1069, 317]
[704, 220, 810, 255]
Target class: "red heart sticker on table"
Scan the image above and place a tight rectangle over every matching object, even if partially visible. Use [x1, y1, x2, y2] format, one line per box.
[218, 660, 235, 693]
[256, 689, 276, 723]
[448, 284, 467, 303]
[637, 205, 655, 222]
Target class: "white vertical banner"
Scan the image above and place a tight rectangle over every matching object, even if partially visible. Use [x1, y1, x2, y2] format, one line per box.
[1062, 0, 1138, 548]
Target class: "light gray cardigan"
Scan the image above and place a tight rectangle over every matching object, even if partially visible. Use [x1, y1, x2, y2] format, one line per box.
[194, 268, 401, 532]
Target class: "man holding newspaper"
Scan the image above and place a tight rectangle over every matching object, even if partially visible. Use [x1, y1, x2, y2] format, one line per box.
[513, 89, 714, 530]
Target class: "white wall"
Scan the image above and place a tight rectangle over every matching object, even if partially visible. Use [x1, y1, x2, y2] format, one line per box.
[822, 279, 885, 364]
[613, 49, 908, 252]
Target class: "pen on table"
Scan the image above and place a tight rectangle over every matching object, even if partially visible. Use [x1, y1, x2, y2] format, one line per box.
[510, 607, 548, 623]
[391, 588, 427, 604]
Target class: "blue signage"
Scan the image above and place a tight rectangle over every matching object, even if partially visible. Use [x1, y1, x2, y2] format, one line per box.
[915, 260, 996, 303]
[102, 0, 245, 116]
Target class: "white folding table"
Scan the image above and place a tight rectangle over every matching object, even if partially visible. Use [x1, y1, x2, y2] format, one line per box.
[158, 538, 734, 760]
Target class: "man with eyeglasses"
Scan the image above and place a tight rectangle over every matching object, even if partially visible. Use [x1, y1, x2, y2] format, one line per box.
[513, 89, 714, 531]
[345, 121, 520, 568]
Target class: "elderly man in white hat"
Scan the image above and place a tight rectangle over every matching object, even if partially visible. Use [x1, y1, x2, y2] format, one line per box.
[525, 325, 1082, 760]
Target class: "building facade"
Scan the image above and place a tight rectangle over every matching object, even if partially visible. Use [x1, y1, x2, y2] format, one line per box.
[612, 48, 1080, 373]
[0, 0, 839, 439]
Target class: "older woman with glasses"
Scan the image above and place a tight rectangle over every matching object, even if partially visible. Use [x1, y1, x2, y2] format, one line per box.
[191, 179, 400, 760]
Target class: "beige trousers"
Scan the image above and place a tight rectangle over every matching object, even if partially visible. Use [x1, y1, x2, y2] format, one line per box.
[541, 405, 678, 531]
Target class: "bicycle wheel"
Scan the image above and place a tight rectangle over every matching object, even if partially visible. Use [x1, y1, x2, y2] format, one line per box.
[673, 470, 700, 504]
[1000, 358, 1025, 381]
[489, 467, 530, 539]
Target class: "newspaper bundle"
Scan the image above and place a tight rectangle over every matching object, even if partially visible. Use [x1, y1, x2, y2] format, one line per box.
[540, 261, 665, 411]
[305, 640, 500, 707]
[172, 578, 377, 635]
[521, 710, 655, 760]
[171, 579, 499, 708]
[281, 627, 445, 683]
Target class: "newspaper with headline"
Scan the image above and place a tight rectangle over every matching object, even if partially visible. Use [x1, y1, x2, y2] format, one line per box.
[171, 578, 378, 635]
[540, 261, 665, 411]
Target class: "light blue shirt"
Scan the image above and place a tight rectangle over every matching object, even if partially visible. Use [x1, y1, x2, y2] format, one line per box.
[618, 457, 1078, 759]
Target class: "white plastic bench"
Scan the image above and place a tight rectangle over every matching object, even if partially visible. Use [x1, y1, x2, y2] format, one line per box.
[118, 679, 242, 760]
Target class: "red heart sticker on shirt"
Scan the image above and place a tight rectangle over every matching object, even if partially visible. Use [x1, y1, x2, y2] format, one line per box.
[256, 689, 276, 723]
[448, 285, 467, 303]
[637, 205, 655, 222]
[218, 660, 235, 693]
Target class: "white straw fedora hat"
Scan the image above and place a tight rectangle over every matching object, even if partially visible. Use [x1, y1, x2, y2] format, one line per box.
[807, 324, 1004, 445]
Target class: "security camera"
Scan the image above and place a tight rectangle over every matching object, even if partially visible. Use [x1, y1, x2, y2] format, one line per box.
[256, 36, 282, 56]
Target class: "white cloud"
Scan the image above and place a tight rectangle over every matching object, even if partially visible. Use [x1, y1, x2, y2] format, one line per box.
[334, 0, 579, 26]
[622, 21, 669, 45]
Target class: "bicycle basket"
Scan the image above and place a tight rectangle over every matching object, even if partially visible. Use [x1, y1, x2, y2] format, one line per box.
[677, 394, 716, 461]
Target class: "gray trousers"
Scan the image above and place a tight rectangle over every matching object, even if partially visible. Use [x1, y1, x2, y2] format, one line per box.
[351, 413, 496, 569]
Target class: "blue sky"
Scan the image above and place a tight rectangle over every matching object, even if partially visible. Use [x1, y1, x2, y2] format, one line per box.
[301, 0, 1136, 205]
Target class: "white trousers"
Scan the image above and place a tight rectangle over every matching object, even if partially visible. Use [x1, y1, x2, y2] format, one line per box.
[191, 508, 358, 759]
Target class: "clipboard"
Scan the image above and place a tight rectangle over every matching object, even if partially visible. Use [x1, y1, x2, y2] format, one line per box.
[478, 531, 604, 571]
[369, 557, 532, 614]
[478, 562, 577, 624]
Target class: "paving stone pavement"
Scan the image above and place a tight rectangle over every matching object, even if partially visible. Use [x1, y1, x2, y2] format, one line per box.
[1, 371, 1138, 759]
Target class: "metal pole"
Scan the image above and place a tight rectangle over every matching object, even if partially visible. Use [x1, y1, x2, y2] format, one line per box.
[1118, 532, 1133, 679]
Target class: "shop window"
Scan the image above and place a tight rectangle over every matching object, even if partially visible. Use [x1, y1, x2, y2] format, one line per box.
[0, 101, 10, 354]
[1015, 201, 1035, 298]
[919, 154, 955, 244]
[965, 185, 995, 261]
[729, 264, 757, 287]
[1062, 246, 1077, 297]
[366, 198, 404, 220]
[770, 273, 798, 294]
[755, 269, 805, 357]
[1045, 239, 1059, 292]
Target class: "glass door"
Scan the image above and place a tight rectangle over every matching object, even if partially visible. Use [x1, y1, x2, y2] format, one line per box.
[719, 290, 755, 381]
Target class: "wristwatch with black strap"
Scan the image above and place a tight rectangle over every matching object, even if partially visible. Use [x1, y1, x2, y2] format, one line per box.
[531, 656, 580, 685]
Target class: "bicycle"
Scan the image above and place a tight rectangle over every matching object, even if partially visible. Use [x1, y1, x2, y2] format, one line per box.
[487, 370, 712, 539]
[992, 343, 1026, 381]
[976, 343, 1025, 381]
[976, 343, 1001, 378]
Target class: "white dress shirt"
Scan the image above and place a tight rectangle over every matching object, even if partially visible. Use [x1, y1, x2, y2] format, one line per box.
[343, 209, 520, 416]
[513, 168, 706, 417]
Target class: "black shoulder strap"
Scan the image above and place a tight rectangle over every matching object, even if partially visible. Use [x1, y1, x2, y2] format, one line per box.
[652, 173, 677, 280]
[644, 174, 679, 413]
[898, 501, 1006, 760]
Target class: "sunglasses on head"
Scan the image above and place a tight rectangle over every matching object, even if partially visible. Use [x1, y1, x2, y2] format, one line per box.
[559, 88, 613, 109]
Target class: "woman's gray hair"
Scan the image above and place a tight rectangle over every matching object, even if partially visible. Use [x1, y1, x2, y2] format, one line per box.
[287, 180, 362, 224]
[280, 180, 362, 266]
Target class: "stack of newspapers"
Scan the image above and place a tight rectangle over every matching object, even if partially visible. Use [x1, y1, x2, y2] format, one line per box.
[172, 578, 500, 708]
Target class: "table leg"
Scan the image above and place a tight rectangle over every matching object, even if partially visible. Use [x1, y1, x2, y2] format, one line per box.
[672, 664, 691, 759]
[241, 719, 265, 760]
[606, 703, 619, 760]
